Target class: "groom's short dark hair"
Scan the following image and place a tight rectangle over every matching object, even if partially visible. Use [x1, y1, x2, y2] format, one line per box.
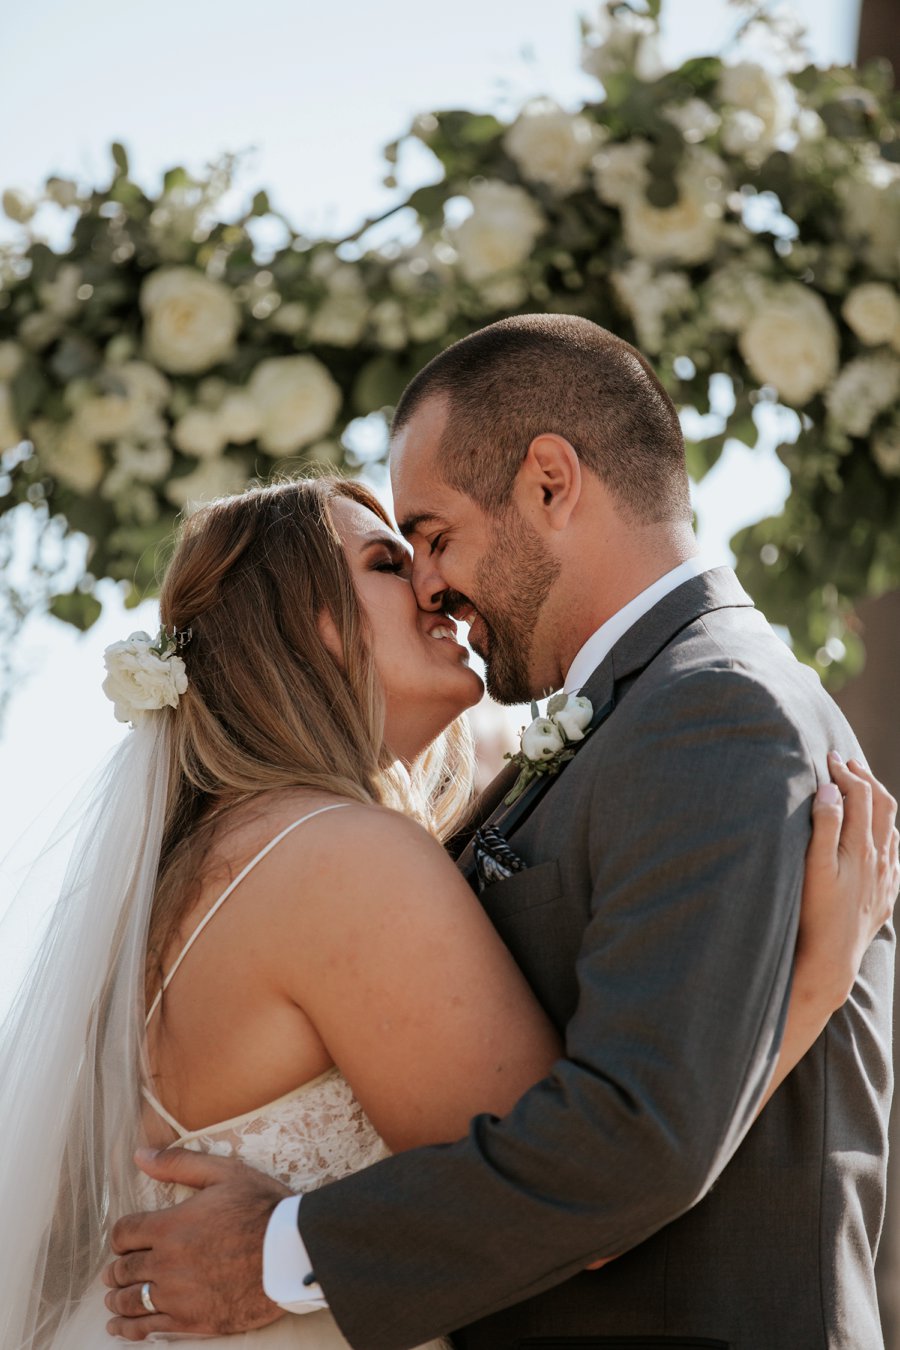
[391, 314, 691, 523]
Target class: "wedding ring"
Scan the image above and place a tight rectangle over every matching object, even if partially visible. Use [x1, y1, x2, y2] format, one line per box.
[140, 1281, 158, 1314]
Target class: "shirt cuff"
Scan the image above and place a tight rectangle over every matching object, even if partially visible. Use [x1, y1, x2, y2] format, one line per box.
[262, 1194, 329, 1313]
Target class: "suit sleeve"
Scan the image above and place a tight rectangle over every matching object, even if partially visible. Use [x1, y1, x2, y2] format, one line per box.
[299, 664, 815, 1349]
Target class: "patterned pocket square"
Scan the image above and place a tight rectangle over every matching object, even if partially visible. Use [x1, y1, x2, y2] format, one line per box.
[472, 824, 527, 893]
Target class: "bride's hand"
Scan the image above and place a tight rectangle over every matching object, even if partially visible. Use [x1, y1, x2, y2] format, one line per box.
[797, 754, 899, 1011]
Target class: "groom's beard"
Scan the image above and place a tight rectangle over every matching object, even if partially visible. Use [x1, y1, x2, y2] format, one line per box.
[468, 509, 561, 706]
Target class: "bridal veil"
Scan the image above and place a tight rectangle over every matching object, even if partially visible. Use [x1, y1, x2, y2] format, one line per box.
[0, 713, 170, 1348]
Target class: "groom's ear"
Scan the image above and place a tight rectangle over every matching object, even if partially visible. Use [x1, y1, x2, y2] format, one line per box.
[515, 434, 582, 532]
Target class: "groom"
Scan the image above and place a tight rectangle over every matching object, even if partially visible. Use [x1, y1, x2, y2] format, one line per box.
[107, 315, 894, 1348]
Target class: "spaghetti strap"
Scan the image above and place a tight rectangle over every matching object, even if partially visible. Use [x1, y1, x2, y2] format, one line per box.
[145, 802, 350, 1027]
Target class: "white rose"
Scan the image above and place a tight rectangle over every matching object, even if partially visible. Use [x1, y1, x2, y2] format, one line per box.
[268, 301, 309, 335]
[873, 422, 900, 476]
[75, 361, 170, 442]
[582, 6, 664, 83]
[612, 259, 693, 353]
[717, 62, 794, 154]
[0, 384, 21, 453]
[825, 353, 900, 437]
[29, 416, 105, 493]
[102, 632, 188, 724]
[140, 267, 240, 374]
[552, 695, 593, 742]
[592, 140, 651, 207]
[453, 181, 544, 284]
[739, 284, 839, 406]
[2, 188, 36, 224]
[521, 717, 565, 762]
[663, 99, 721, 144]
[248, 355, 342, 457]
[172, 408, 228, 459]
[504, 99, 600, 195]
[621, 152, 725, 266]
[218, 390, 262, 443]
[842, 284, 900, 350]
[165, 456, 247, 511]
[309, 295, 369, 347]
[0, 340, 24, 382]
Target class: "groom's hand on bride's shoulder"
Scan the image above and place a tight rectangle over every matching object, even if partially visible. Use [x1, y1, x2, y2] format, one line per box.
[103, 1147, 290, 1341]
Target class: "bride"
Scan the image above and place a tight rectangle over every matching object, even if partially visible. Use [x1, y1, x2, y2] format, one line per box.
[0, 475, 893, 1350]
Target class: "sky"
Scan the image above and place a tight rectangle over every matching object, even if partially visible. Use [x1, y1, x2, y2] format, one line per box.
[0, 0, 861, 985]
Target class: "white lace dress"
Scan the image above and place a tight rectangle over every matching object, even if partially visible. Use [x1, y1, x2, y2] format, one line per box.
[50, 808, 449, 1350]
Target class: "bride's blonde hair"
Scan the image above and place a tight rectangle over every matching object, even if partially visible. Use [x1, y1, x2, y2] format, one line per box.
[150, 475, 474, 981]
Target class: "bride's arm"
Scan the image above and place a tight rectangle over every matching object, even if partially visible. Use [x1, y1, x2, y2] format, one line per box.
[760, 754, 897, 1112]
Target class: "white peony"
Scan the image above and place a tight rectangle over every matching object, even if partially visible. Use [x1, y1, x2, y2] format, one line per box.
[504, 99, 599, 195]
[165, 456, 247, 511]
[717, 62, 794, 154]
[0, 340, 24, 382]
[521, 717, 565, 762]
[825, 353, 900, 437]
[309, 295, 369, 347]
[453, 180, 544, 283]
[842, 284, 900, 350]
[102, 632, 188, 724]
[0, 384, 21, 453]
[552, 694, 593, 742]
[172, 408, 228, 459]
[620, 151, 726, 266]
[75, 361, 170, 443]
[739, 284, 839, 406]
[2, 188, 36, 224]
[140, 267, 240, 375]
[873, 422, 900, 476]
[248, 355, 342, 457]
[29, 417, 105, 493]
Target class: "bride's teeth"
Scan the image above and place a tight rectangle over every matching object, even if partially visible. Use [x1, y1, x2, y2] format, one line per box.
[431, 626, 452, 640]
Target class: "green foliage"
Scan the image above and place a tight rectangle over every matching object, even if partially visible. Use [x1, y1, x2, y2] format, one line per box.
[1, 0, 899, 691]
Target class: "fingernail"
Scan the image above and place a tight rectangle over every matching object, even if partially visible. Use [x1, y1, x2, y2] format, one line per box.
[828, 751, 843, 765]
[817, 782, 842, 805]
[135, 1147, 160, 1163]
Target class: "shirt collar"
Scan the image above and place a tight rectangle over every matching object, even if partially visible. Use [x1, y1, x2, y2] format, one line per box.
[563, 555, 712, 695]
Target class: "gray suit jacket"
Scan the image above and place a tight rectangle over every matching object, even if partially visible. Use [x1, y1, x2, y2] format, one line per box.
[301, 568, 894, 1350]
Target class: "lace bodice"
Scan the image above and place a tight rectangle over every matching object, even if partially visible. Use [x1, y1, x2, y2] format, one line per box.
[140, 1066, 391, 1210]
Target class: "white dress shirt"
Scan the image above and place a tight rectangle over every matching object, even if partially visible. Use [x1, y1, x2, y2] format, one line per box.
[263, 552, 714, 1313]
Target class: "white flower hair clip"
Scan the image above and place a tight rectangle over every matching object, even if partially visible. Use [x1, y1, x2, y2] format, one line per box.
[503, 692, 594, 805]
[102, 627, 190, 725]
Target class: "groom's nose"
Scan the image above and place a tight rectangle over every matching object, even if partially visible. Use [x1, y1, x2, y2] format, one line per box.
[410, 549, 446, 611]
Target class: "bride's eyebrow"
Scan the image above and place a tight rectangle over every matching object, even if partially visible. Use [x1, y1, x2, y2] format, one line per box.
[360, 532, 411, 558]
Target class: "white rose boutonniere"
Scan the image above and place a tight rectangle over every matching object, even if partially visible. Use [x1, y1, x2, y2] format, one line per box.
[504, 693, 595, 805]
[102, 628, 189, 725]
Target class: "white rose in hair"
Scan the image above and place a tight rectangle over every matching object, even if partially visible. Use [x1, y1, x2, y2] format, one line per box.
[521, 717, 566, 762]
[842, 284, 900, 350]
[739, 283, 839, 407]
[504, 99, 599, 196]
[553, 694, 593, 742]
[248, 355, 342, 457]
[140, 267, 240, 375]
[102, 632, 188, 724]
[453, 181, 544, 284]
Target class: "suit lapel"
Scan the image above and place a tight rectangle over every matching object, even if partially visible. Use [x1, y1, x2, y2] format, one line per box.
[458, 567, 755, 883]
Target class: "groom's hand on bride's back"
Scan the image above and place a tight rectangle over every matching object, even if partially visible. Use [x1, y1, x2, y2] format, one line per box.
[103, 1147, 289, 1340]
